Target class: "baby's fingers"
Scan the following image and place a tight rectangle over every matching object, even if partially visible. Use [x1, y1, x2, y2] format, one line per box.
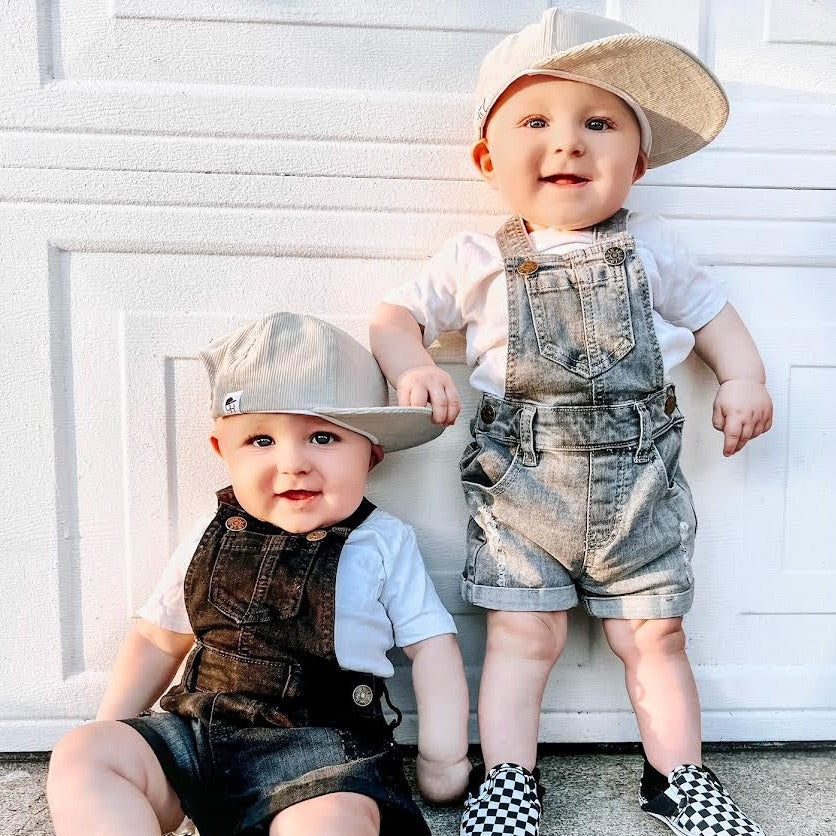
[443, 385, 462, 425]
[397, 382, 429, 410]
[425, 381, 453, 425]
[712, 399, 725, 432]
[723, 412, 757, 456]
[721, 412, 743, 457]
[732, 420, 754, 455]
[748, 410, 774, 444]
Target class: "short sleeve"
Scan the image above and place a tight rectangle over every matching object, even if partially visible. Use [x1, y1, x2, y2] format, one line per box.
[382, 234, 470, 347]
[135, 514, 213, 634]
[378, 522, 457, 648]
[633, 214, 727, 331]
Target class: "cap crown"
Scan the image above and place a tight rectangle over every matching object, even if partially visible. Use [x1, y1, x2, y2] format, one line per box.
[200, 313, 388, 418]
[475, 9, 636, 129]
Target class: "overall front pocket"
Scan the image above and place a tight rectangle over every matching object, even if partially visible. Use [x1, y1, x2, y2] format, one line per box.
[525, 261, 635, 378]
[650, 419, 685, 492]
[208, 532, 312, 624]
[459, 431, 521, 496]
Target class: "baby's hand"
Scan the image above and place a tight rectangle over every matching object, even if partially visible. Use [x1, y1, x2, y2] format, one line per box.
[712, 379, 773, 456]
[416, 751, 471, 803]
[396, 365, 461, 425]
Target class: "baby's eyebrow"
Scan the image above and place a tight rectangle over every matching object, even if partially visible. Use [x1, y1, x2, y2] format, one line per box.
[239, 424, 276, 440]
[310, 424, 340, 435]
[242, 430, 273, 441]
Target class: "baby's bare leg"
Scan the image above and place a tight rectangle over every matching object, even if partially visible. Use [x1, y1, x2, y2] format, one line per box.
[603, 617, 701, 772]
[478, 610, 568, 770]
[47, 720, 184, 836]
[268, 792, 381, 836]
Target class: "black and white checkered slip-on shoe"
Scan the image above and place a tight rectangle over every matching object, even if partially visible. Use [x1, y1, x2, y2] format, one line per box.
[640, 761, 765, 835]
[460, 762, 542, 836]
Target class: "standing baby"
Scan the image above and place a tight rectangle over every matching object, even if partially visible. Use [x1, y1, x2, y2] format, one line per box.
[372, 8, 772, 836]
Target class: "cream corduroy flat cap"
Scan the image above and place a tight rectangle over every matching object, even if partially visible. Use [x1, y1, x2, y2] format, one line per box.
[475, 7, 728, 168]
[199, 312, 443, 453]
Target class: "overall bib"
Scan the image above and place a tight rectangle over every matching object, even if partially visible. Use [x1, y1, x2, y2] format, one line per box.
[124, 488, 429, 836]
[459, 212, 697, 619]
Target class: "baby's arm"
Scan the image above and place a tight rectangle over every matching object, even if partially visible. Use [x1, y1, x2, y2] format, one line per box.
[377, 517, 470, 800]
[370, 303, 461, 426]
[693, 303, 773, 456]
[96, 618, 194, 721]
[402, 634, 470, 802]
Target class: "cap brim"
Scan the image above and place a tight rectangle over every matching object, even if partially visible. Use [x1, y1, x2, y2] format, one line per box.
[315, 406, 445, 452]
[536, 34, 728, 167]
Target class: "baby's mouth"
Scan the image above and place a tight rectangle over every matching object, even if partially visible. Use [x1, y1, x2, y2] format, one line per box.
[278, 490, 319, 501]
[541, 174, 589, 185]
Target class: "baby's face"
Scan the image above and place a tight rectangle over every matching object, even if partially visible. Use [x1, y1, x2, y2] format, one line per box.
[211, 412, 379, 534]
[474, 75, 645, 231]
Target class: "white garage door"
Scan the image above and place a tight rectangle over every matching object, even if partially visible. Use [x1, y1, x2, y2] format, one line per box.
[0, 0, 834, 750]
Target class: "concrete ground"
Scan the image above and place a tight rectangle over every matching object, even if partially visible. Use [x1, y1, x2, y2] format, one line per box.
[2, 745, 833, 836]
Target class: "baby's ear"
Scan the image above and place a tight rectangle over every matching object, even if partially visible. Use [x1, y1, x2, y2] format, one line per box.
[210, 434, 224, 459]
[471, 139, 497, 186]
[368, 444, 385, 472]
[632, 150, 648, 184]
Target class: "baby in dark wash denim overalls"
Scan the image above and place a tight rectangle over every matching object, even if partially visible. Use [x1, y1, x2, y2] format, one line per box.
[372, 8, 772, 836]
[48, 313, 470, 836]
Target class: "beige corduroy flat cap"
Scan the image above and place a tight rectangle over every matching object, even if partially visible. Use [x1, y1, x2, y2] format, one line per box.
[199, 312, 444, 452]
[475, 6, 729, 168]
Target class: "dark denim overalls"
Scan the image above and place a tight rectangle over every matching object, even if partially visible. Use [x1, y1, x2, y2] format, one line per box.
[123, 487, 429, 836]
[460, 211, 697, 618]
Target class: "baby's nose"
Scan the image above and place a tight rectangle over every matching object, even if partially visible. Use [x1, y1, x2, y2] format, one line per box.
[276, 444, 311, 474]
[555, 138, 584, 156]
[551, 126, 585, 155]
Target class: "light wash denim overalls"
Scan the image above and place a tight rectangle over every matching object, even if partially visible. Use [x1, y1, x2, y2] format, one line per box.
[460, 210, 697, 618]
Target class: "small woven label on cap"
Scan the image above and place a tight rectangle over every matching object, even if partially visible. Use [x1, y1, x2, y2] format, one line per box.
[223, 391, 243, 414]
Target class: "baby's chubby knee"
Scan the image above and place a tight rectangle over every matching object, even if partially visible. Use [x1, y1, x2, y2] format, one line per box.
[269, 792, 380, 836]
[47, 721, 127, 797]
[603, 617, 687, 663]
[49, 723, 98, 779]
[486, 609, 567, 663]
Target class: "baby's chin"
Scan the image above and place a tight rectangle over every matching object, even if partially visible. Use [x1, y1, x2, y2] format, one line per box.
[255, 515, 332, 535]
[525, 217, 593, 233]
[525, 209, 611, 233]
[240, 505, 343, 535]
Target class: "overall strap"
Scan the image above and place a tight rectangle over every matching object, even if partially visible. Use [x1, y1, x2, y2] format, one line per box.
[592, 208, 629, 241]
[329, 497, 376, 540]
[495, 216, 536, 259]
[213, 487, 376, 540]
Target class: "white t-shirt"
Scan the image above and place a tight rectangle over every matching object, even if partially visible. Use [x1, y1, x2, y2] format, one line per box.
[138, 508, 456, 678]
[384, 213, 726, 395]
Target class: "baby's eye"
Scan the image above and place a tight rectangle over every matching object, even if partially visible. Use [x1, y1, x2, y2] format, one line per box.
[310, 431, 337, 445]
[249, 435, 274, 448]
[524, 117, 548, 129]
[585, 117, 612, 131]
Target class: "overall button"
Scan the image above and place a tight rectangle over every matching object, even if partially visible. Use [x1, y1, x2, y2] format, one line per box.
[664, 393, 677, 416]
[225, 516, 247, 531]
[306, 529, 327, 541]
[517, 259, 539, 276]
[352, 684, 374, 707]
[480, 403, 496, 424]
[604, 246, 626, 266]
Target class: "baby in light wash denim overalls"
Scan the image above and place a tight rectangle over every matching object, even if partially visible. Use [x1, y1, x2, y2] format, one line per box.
[371, 8, 772, 836]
